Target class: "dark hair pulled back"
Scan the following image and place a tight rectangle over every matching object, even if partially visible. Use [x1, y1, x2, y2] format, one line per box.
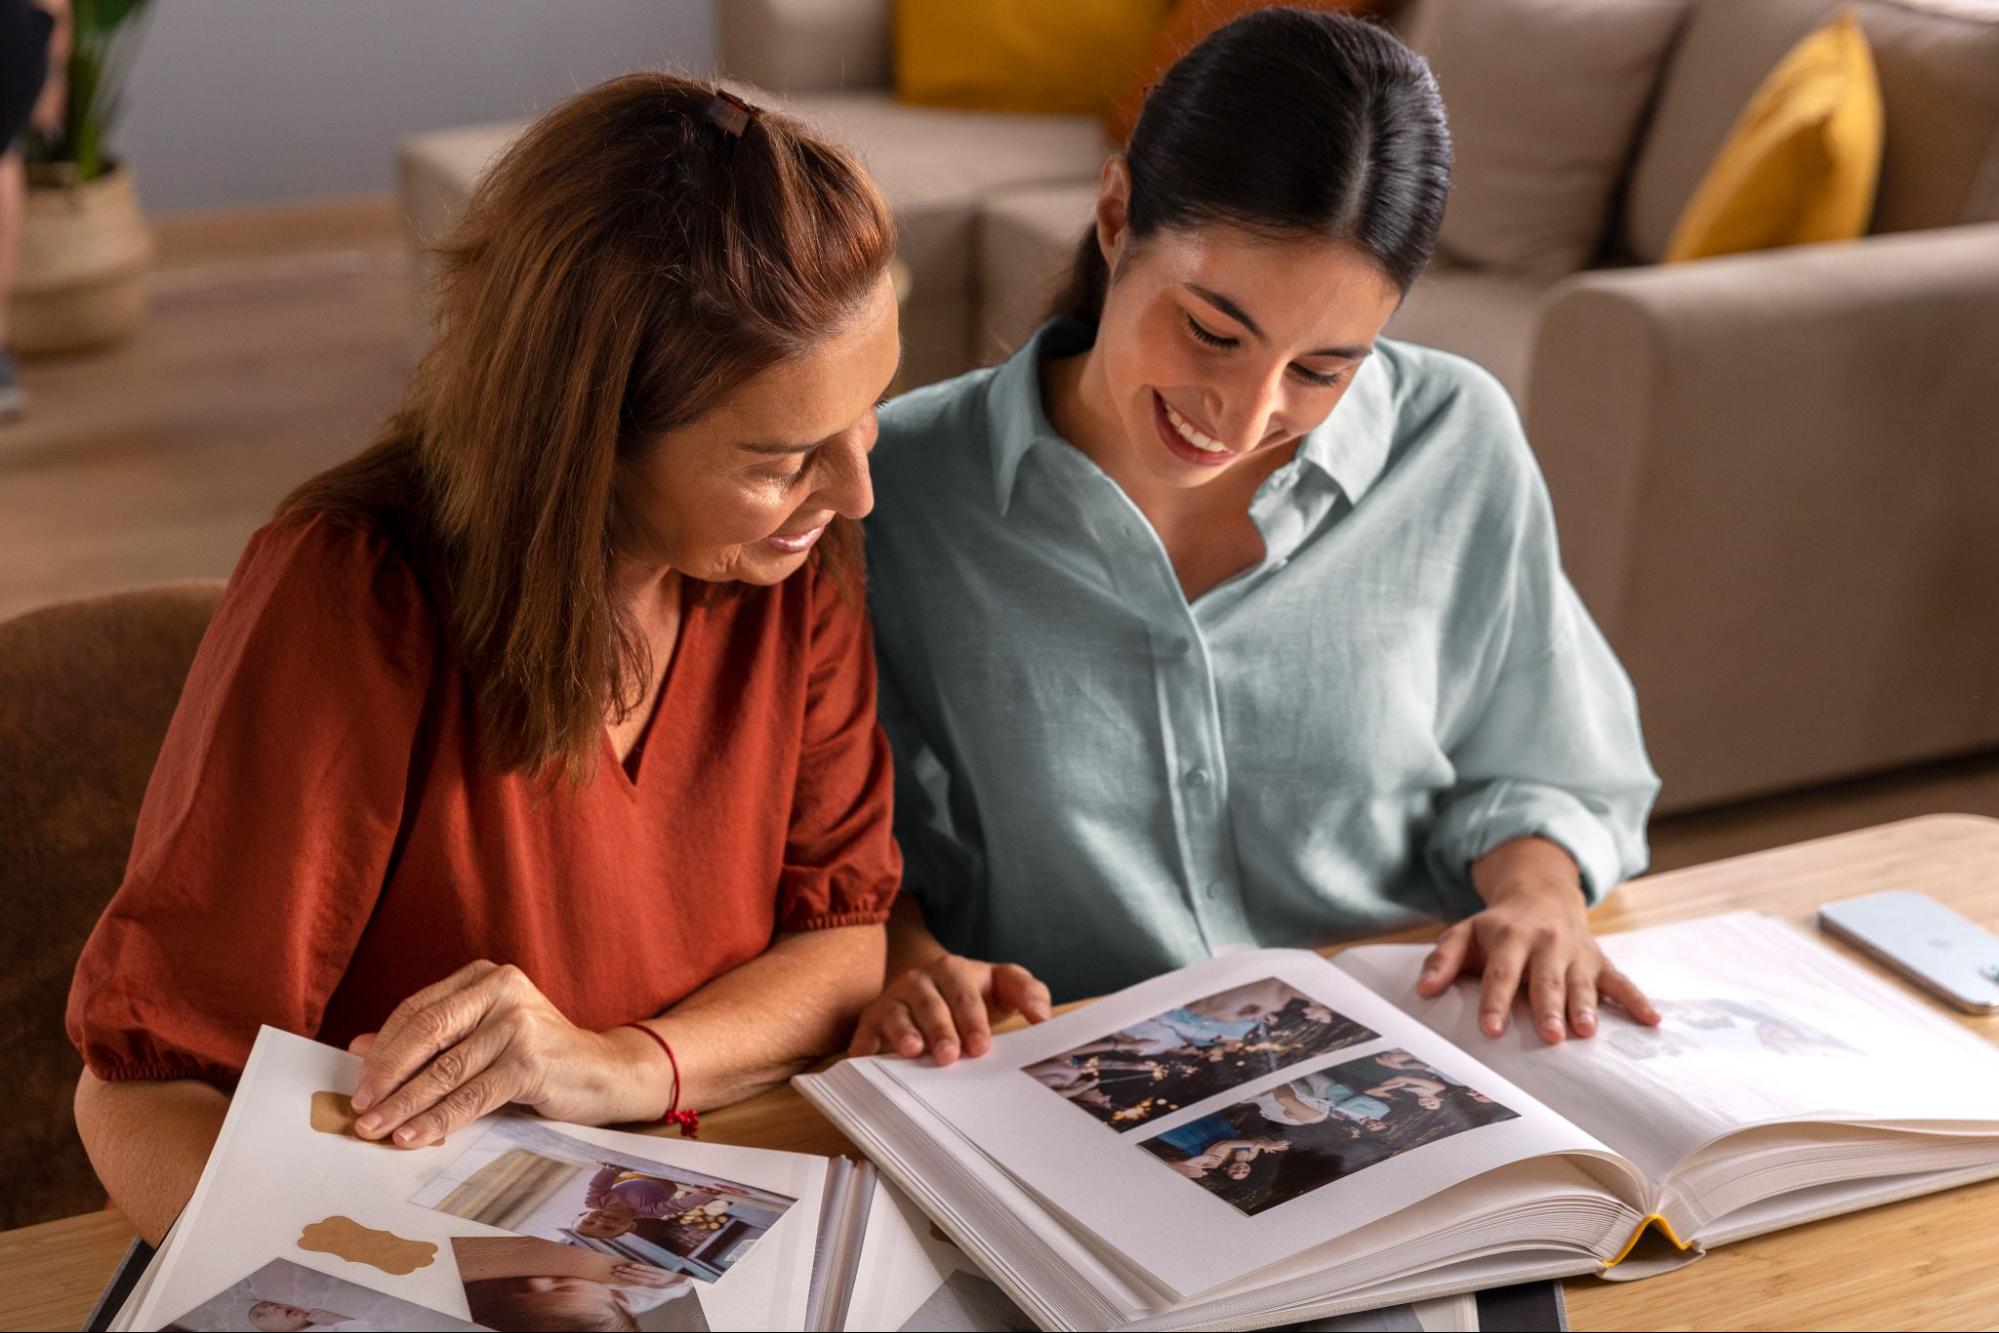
[1050, 6, 1451, 323]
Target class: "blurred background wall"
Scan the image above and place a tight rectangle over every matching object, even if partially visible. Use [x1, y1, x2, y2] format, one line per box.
[122, 0, 716, 212]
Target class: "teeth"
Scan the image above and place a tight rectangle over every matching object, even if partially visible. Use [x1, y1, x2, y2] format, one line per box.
[1164, 400, 1229, 453]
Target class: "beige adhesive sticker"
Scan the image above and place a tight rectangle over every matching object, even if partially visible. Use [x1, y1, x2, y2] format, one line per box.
[310, 1090, 447, 1149]
[297, 1216, 438, 1275]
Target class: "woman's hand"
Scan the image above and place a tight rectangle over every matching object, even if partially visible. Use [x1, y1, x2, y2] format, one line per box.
[611, 1263, 679, 1289]
[849, 954, 1052, 1065]
[1416, 836, 1660, 1043]
[347, 960, 654, 1147]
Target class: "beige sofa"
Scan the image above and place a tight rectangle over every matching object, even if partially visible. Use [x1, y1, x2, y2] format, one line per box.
[396, 0, 1999, 814]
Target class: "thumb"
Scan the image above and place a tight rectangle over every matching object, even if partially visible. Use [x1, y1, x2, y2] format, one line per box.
[347, 1031, 378, 1058]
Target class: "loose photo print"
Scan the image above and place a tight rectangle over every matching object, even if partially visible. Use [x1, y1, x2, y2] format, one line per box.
[411, 1118, 795, 1283]
[1603, 996, 1857, 1062]
[1141, 1049, 1519, 1216]
[159, 1257, 479, 1332]
[451, 1235, 710, 1332]
[1021, 978, 1379, 1131]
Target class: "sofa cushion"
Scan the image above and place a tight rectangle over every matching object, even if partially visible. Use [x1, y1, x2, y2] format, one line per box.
[785, 92, 1108, 350]
[398, 122, 522, 251]
[894, 0, 1170, 117]
[976, 181, 1101, 363]
[1418, 0, 1690, 278]
[1383, 261, 1555, 407]
[716, 0, 893, 94]
[1624, 0, 1999, 262]
[1664, 10, 1883, 261]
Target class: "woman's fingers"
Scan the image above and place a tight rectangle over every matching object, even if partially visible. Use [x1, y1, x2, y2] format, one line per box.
[392, 1066, 515, 1148]
[1598, 964, 1660, 1025]
[992, 963, 1052, 1024]
[355, 1018, 509, 1142]
[847, 1008, 886, 1057]
[357, 963, 519, 1111]
[1476, 933, 1530, 1036]
[1417, 922, 1472, 997]
[1566, 961, 1601, 1037]
[874, 999, 925, 1058]
[902, 975, 964, 1064]
[935, 968, 992, 1058]
[1527, 950, 1570, 1044]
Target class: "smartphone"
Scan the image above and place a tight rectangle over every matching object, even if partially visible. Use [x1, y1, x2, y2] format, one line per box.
[1818, 891, 1999, 1014]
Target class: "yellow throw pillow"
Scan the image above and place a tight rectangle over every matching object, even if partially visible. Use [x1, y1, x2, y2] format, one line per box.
[1664, 8, 1883, 262]
[895, 0, 1173, 118]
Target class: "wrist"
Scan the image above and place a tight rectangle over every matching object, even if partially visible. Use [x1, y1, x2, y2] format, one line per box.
[599, 1023, 679, 1124]
[1469, 837, 1584, 910]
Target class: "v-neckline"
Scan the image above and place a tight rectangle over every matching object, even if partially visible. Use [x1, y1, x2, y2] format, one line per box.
[603, 590, 693, 791]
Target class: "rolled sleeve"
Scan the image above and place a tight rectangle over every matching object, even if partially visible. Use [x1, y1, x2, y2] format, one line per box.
[774, 563, 901, 933]
[1426, 498, 1660, 914]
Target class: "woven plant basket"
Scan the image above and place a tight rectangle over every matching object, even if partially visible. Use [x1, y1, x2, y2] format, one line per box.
[11, 164, 154, 355]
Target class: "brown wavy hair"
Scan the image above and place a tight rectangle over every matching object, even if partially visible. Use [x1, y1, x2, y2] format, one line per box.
[281, 72, 894, 780]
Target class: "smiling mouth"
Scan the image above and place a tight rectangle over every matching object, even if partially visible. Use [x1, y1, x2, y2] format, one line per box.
[1152, 391, 1241, 467]
[764, 523, 827, 554]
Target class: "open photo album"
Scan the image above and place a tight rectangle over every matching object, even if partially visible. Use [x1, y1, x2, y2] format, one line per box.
[100, 1027, 1533, 1331]
[795, 911, 1999, 1331]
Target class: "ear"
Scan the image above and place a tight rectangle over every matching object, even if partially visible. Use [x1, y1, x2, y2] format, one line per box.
[1095, 156, 1133, 271]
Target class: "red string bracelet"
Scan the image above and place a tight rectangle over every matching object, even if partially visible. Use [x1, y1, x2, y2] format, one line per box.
[623, 1022, 699, 1137]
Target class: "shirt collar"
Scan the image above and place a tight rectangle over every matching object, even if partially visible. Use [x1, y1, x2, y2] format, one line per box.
[987, 319, 1092, 516]
[988, 318, 1397, 514]
[1294, 349, 1395, 505]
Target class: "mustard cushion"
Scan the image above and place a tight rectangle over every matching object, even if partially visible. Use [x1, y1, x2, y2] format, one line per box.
[895, 0, 1172, 118]
[1665, 9, 1883, 262]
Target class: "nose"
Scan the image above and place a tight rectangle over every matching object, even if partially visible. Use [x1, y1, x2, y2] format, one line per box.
[817, 432, 875, 521]
[1208, 362, 1289, 451]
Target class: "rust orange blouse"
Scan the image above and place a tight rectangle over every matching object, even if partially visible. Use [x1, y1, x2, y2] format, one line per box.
[67, 513, 900, 1088]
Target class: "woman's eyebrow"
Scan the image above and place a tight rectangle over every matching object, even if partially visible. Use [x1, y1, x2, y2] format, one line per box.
[1184, 283, 1371, 360]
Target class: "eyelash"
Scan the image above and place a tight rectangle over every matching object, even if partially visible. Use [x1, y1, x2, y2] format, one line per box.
[768, 400, 888, 486]
[1183, 313, 1346, 388]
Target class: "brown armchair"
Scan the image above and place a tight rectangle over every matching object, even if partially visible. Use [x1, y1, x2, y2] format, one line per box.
[0, 582, 222, 1230]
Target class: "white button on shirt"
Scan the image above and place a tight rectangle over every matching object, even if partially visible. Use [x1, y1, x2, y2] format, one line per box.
[866, 319, 1660, 1003]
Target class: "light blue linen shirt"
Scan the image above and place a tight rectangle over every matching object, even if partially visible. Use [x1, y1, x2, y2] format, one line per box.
[867, 319, 1659, 1003]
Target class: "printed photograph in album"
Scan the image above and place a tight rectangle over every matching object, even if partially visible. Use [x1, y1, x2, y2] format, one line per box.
[410, 1118, 795, 1282]
[1022, 977, 1379, 1130]
[1142, 1050, 1519, 1216]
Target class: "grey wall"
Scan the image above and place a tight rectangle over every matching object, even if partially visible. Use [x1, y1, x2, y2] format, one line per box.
[118, 0, 718, 213]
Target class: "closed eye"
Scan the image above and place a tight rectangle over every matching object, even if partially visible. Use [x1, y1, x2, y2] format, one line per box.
[1185, 313, 1348, 388]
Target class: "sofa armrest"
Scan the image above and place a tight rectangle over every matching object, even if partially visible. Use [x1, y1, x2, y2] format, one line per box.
[715, 0, 892, 94]
[1525, 223, 1999, 807]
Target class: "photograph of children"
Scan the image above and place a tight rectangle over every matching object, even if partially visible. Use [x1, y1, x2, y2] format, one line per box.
[1142, 1050, 1519, 1216]
[411, 1118, 795, 1283]
[451, 1235, 709, 1332]
[159, 1257, 480, 1332]
[1021, 978, 1379, 1130]
[1606, 997, 1857, 1061]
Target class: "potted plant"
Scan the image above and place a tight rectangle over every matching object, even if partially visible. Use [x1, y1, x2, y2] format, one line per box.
[13, 0, 155, 354]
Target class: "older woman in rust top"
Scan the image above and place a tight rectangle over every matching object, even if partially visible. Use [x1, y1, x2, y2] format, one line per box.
[66, 75, 903, 1243]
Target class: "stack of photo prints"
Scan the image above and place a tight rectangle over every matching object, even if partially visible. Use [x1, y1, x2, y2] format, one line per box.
[100, 913, 1999, 1331]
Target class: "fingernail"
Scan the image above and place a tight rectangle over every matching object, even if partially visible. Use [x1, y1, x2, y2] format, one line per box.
[1578, 1008, 1596, 1029]
[395, 1125, 418, 1144]
[935, 1040, 957, 1058]
[1481, 1012, 1502, 1035]
[356, 1113, 381, 1135]
[350, 1090, 372, 1112]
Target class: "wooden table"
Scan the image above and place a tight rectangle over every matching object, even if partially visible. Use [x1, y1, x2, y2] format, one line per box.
[5, 814, 1997, 1332]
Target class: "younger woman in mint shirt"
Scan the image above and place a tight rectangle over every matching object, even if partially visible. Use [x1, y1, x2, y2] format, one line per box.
[852, 9, 1662, 1060]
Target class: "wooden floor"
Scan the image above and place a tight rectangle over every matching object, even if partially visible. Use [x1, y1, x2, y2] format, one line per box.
[4, 193, 1997, 873]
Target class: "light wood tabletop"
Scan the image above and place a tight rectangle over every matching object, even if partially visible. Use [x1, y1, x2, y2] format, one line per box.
[5, 814, 1996, 1332]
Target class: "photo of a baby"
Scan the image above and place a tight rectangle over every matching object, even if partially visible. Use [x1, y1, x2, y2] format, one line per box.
[451, 1234, 709, 1332]
[1141, 1050, 1518, 1216]
[159, 1258, 478, 1332]
[411, 1119, 795, 1283]
[1022, 978, 1379, 1130]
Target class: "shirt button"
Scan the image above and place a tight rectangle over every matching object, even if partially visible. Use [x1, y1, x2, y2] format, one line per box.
[1186, 766, 1211, 788]
[1204, 880, 1228, 901]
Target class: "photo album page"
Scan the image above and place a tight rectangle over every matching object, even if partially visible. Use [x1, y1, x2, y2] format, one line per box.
[879, 947, 1643, 1303]
[121, 1028, 831, 1332]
